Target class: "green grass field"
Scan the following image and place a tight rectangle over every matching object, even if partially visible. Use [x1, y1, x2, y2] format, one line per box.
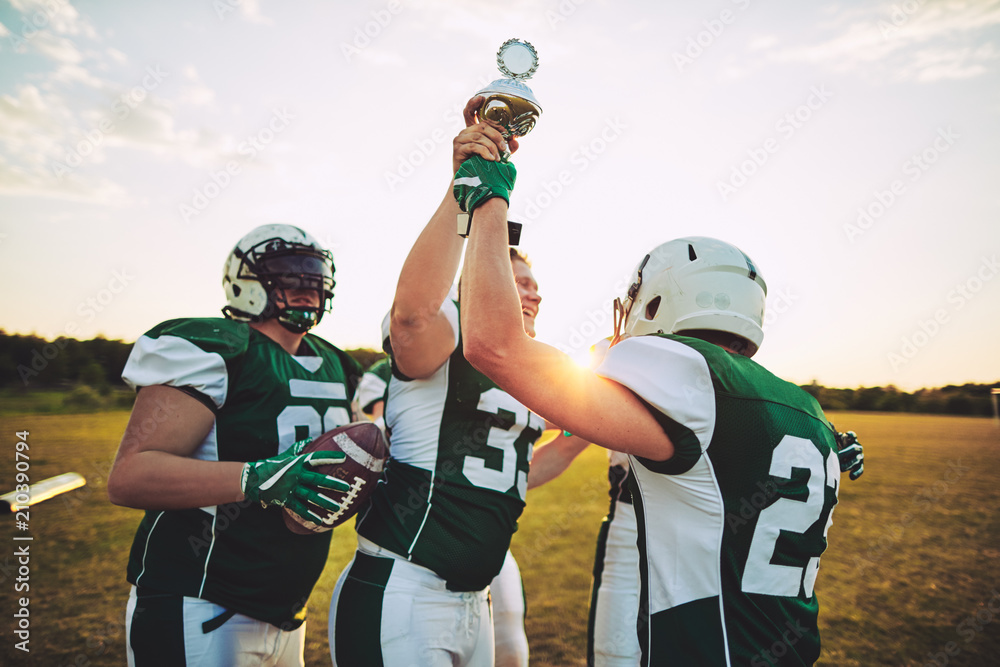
[1, 410, 998, 666]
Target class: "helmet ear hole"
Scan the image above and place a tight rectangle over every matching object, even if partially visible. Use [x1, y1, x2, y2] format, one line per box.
[645, 296, 661, 320]
[232, 285, 241, 297]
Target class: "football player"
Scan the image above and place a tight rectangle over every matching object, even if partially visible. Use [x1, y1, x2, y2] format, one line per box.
[328, 97, 588, 667]
[107, 224, 362, 667]
[352, 348, 542, 666]
[457, 157, 861, 665]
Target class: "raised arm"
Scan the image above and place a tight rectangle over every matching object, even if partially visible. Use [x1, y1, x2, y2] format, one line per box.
[389, 97, 513, 379]
[459, 197, 675, 461]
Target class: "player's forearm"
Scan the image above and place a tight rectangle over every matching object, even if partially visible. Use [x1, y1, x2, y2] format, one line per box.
[461, 198, 525, 372]
[107, 452, 246, 509]
[392, 187, 466, 328]
[527, 434, 591, 489]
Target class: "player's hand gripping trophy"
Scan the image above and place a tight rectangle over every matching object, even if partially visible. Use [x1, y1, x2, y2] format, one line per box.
[455, 38, 541, 243]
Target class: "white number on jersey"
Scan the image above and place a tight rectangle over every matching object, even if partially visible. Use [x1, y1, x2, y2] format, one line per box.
[742, 435, 839, 599]
[275, 380, 350, 452]
[462, 388, 540, 499]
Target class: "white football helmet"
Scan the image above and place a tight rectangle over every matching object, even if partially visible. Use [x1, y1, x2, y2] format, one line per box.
[222, 224, 335, 333]
[613, 236, 768, 356]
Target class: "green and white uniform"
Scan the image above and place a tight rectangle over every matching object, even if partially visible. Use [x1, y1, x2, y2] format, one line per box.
[121, 318, 361, 631]
[330, 300, 544, 666]
[358, 299, 543, 591]
[357, 357, 392, 414]
[588, 450, 641, 667]
[596, 334, 841, 667]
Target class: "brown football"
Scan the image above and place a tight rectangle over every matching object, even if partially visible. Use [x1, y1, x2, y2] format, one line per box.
[282, 421, 388, 535]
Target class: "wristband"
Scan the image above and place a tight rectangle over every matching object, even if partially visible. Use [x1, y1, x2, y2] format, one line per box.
[240, 462, 250, 494]
[456, 213, 523, 245]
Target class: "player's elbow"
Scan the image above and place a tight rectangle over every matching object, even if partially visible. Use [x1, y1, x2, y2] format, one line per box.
[106, 462, 138, 507]
[106, 474, 127, 507]
[389, 300, 438, 337]
[463, 333, 511, 378]
[106, 472, 128, 507]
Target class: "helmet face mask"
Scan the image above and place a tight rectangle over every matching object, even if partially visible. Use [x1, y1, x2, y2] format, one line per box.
[612, 237, 768, 356]
[223, 225, 335, 334]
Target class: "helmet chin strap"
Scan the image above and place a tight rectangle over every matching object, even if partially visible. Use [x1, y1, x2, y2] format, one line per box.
[267, 285, 326, 334]
[611, 253, 650, 346]
[611, 298, 627, 346]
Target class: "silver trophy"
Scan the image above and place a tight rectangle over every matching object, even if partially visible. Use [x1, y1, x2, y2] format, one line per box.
[458, 39, 541, 244]
[475, 38, 542, 161]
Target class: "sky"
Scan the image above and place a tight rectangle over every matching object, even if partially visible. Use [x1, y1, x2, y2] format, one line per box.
[1, 0, 998, 392]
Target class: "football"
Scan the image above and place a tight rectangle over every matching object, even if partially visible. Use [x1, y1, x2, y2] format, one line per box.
[283, 421, 389, 535]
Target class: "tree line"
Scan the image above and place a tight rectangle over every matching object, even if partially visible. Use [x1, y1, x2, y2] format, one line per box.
[0, 331, 384, 392]
[1, 332, 995, 417]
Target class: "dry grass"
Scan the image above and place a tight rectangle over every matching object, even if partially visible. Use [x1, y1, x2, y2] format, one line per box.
[1, 411, 997, 665]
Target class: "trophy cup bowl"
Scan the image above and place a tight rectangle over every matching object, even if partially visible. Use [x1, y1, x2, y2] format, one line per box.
[475, 39, 542, 141]
[457, 38, 541, 244]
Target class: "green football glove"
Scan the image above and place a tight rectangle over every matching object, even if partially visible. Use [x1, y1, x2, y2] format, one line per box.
[241, 444, 350, 524]
[453, 155, 517, 214]
[836, 430, 864, 481]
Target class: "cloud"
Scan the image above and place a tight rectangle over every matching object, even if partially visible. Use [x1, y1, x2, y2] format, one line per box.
[177, 66, 217, 108]
[0, 84, 71, 167]
[0, 151, 131, 204]
[0, 65, 227, 205]
[106, 47, 127, 65]
[5, 0, 99, 61]
[755, 0, 1000, 82]
[30, 29, 83, 63]
[902, 44, 997, 82]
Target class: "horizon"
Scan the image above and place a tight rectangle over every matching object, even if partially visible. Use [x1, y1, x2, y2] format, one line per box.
[2, 327, 996, 394]
[1, 1, 998, 394]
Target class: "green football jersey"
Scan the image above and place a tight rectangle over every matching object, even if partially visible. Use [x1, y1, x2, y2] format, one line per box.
[597, 333, 840, 666]
[356, 300, 544, 591]
[357, 357, 392, 414]
[121, 318, 361, 628]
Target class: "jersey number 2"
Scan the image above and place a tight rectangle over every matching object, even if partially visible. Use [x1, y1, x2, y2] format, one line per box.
[741, 435, 839, 599]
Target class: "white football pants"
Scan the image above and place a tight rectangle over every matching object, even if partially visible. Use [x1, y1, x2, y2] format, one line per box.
[589, 502, 642, 666]
[330, 537, 493, 667]
[125, 586, 304, 667]
[491, 550, 529, 667]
